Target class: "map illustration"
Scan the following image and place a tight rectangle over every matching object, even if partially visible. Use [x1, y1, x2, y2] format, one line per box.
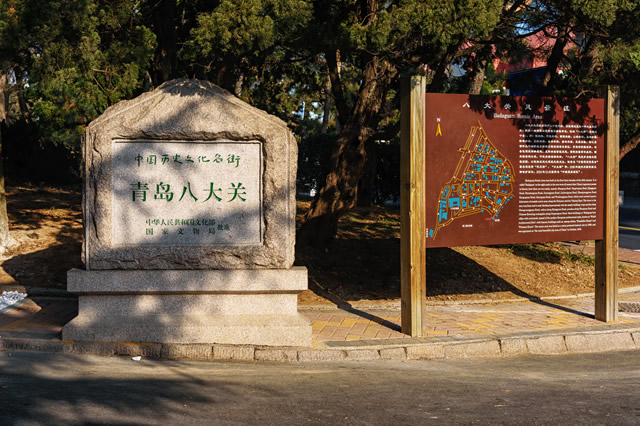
[428, 122, 515, 240]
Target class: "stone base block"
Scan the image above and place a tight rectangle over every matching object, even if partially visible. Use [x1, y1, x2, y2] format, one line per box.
[63, 313, 311, 347]
[63, 267, 311, 347]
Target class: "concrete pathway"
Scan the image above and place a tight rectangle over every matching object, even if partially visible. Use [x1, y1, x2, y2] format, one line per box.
[1, 245, 640, 361]
[0, 287, 639, 362]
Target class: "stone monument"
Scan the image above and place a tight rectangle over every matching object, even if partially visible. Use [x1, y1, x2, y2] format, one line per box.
[62, 79, 311, 347]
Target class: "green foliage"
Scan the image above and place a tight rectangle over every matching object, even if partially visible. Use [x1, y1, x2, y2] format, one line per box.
[540, 0, 640, 160]
[0, 0, 156, 153]
[191, 0, 310, 56]
[183, 0, 310, 84]
[4, 0, 640, 190]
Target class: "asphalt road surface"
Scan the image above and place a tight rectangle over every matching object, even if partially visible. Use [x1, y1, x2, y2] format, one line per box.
[1, 350, 640, 424]
[620, 206, 640, 250]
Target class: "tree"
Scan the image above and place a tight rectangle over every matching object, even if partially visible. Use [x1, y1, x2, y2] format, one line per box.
[1, 0, 156, 154]
[0, 2, 23, 251]
[4, 0, 640, 254]
[295, 0, 505, 249]
[555, 0, 640, 160]
[296, 0, 640, 249]
[0, 0, 156, 250]
[0, 69, 13, 251]
[493, 1, 640, 159]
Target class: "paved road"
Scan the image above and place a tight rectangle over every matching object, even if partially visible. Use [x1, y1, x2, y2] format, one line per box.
[1, 351, 640, 424]
[620, 206, 640, 250]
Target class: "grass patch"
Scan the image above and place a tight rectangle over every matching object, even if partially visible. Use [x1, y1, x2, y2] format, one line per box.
[562, 249, 595, 266]
[505, 243, 595, 266]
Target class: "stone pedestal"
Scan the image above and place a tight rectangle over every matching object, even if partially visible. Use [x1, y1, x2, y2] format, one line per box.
[63, 268, 311, 346]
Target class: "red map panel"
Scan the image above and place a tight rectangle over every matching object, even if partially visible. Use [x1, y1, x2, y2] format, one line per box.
[425, 93, 605, 248]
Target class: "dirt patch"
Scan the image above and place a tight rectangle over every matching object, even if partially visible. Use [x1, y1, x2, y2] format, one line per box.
[1, 185, 638, 306]
[0, 182, 82, 290]
[295, 201, 640, 305]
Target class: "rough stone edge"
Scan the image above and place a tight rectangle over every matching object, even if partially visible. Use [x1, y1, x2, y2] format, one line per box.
[297, 349, 346, 362]
[213, 344, 255, 361]
[3, 329, 640, 362]
[84, 78, 296, 271]
[161, 344, 213, 360]
[254, 348, 298, 362]
[0, 338, 69, 354]
[500, 335, 568, 356]
[443, 340, 501, 359]
[565, 332, 636, 353]
[379, 347, 407, 360]
[406, 344, 445, 360]
[344, 349, 380, 361]
[92, 79, 290, 132]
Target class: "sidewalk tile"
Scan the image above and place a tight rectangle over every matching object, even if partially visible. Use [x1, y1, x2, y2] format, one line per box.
[2, 292, 640, 352]
[341, 318, 358, 328]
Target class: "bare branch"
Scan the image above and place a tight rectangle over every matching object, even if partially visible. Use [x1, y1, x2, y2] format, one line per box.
[621, 128, 640, 160]
[326, 50, 350, 127]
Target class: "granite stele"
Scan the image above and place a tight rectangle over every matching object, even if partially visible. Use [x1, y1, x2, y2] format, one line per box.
[62, 79, 311, 347]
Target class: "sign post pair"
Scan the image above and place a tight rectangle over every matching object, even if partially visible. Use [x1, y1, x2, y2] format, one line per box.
[400, 75, 619, 336]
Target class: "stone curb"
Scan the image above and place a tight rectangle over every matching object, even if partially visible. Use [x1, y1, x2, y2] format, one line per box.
[2, 327, 639, 362]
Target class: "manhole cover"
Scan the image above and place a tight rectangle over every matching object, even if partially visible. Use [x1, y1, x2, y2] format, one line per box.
[619, 302, 640, 313]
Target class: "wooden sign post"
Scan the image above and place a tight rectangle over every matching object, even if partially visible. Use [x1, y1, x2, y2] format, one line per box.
[400, 80, 619, 337]
[400, 75, 427, 336]
[595, 85, 620, 322]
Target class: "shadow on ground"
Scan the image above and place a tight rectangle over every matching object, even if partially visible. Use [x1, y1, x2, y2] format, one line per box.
[297, 240, 539, 302]
[1, 183, 82, 290]
[0, 353, 224, 424]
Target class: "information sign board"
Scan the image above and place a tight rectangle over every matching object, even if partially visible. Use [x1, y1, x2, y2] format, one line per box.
[425, 93, 605, 248]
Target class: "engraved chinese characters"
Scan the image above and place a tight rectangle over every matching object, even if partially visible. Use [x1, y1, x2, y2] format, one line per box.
[112, 140, 262, 246]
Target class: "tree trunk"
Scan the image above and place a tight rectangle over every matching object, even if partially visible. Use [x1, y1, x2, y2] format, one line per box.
[326, 50, 349, 127]
[143, 71, 153, 91]
[0, 72, 14, 252]
[321, 74, 332, 134]
[429, 46, 457, 92]
[150, 0, 178, 85]
[234, 72, 244, 97]
[11, 66, 31, 123]
[216, 55, 241, 93]
[297, 57, 396, 249]
[469, 65, 486, 95]
[357, 138, 377, 208]
[576, 36, 601, 87]
[469, 46, 492, 95]
[541, 26, 569, 95]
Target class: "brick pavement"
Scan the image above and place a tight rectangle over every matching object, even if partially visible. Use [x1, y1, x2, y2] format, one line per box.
[0, 297, 77, 340]
[1, 290, 639, 347]
[305, 290, 640, 343]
